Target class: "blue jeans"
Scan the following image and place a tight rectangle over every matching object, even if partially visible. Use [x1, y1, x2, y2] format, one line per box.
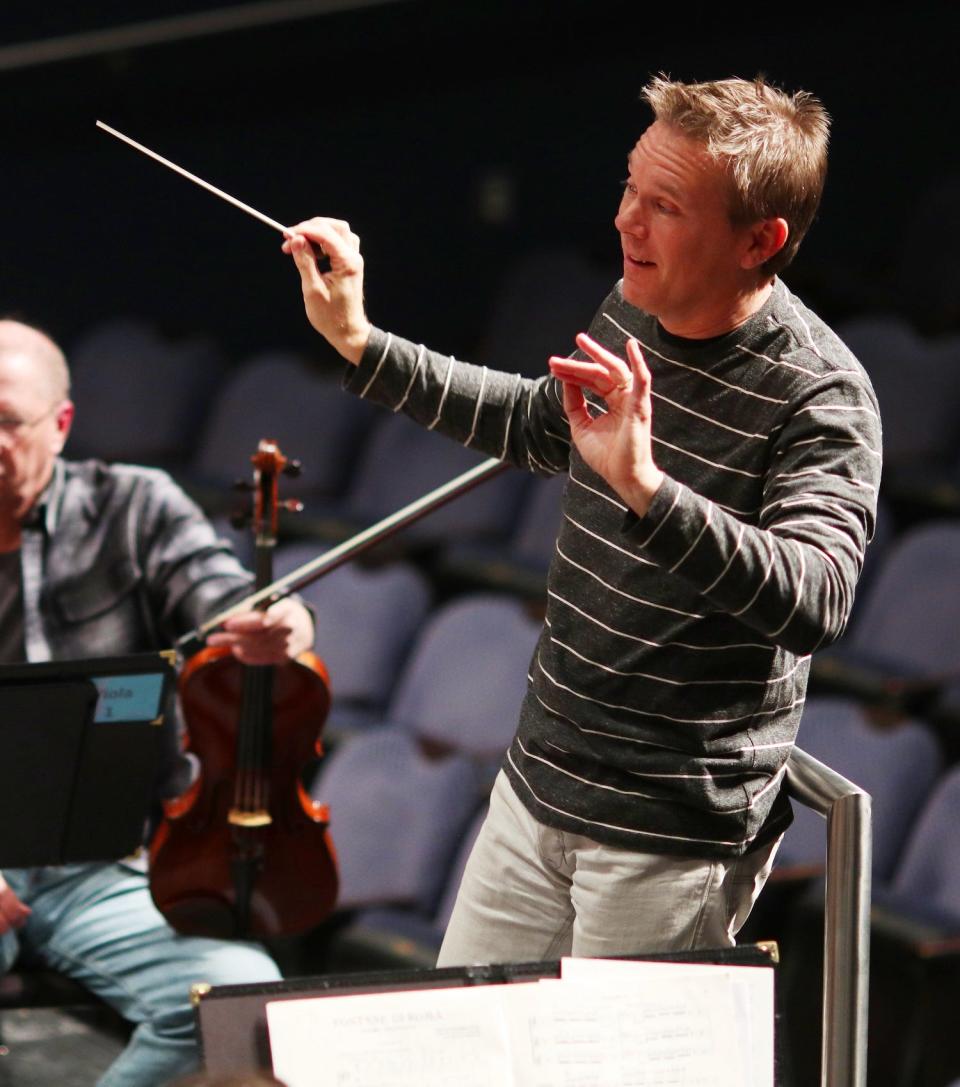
[438, 771, 780, 966]
[1, 862, 281, 1087]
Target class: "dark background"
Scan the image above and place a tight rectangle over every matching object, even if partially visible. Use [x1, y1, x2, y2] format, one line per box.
[3, 1, 959, 365]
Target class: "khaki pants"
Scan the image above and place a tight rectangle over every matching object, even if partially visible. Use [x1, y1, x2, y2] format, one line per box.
[438, 770, 779, 967]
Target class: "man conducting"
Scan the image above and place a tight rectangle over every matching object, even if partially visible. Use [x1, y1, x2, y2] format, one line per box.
[0, 318, 314, 1085]
[282, 75, 881, 965]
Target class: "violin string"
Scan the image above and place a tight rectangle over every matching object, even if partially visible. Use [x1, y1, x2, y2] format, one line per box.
[236, 667, 262, 812]
[253, 668, 266, 812]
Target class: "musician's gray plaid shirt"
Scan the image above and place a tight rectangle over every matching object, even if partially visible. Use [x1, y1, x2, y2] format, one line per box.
[7, 457, 254, 799]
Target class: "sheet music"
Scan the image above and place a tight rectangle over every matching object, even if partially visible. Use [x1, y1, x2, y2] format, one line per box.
[266, 958, 772, 1087]
[499, 974, 745, 1087]
[559, 957, 774, 1087]
[267, 984, 514, 1087]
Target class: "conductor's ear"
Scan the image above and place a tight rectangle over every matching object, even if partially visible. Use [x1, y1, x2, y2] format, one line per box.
[741, 217, 788, 270]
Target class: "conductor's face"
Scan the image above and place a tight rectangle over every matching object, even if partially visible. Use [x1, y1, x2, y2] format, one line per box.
[0, 350, 72, 524]
[615, 121, 763, 338]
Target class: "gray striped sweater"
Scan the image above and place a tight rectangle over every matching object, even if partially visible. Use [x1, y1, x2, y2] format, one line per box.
[345, 278, 882, 858]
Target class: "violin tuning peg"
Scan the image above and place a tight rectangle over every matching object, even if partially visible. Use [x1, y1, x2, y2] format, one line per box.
[229, 509, 252, 529]
[282, 499, 304, 514]
[232, 479, 255, 492]
[283, 459, 303, 478]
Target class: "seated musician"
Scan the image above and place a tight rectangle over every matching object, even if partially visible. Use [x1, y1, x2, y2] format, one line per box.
[0, 318, 313, 1087]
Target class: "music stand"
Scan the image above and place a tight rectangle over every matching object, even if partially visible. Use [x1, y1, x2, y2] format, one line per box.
[0, 651, 176, 867]
[194, 944, 781, 1077]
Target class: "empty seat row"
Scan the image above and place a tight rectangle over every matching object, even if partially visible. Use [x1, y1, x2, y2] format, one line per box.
[777, 753, 960, 1087]
[68, 322, 564, 589]
[302, 591, 541, 965]
[809, 518, 960, 763]
[64, 243, 610, 524]
[751, 518, 960, 1082]
[835, 313, 960, 519]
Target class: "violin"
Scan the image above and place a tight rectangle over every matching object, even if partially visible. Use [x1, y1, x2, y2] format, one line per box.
[149, 439, 339, 940]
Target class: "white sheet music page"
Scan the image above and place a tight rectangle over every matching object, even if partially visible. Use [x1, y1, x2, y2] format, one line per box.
[559, 957, 774, 1087]
[265, 961, 771, 1087]
[501, 973, 745, 1087]
[266, 984, 513, 1087]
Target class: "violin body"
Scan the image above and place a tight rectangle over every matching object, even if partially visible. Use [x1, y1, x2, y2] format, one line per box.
[149, 438, 339, 940]
[149, 645, 338, 940]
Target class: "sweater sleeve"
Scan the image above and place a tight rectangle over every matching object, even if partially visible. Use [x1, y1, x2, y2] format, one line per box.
[344, 327, 574, 476]
[624, 369, 882, 656]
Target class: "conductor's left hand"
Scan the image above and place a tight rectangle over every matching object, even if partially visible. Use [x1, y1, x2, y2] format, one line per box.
[549, 332, 664, 517]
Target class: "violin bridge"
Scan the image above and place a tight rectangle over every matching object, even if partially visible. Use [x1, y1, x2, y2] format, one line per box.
[228, 809, 273, 827]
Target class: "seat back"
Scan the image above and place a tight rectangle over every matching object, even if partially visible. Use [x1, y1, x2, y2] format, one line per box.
[781, 697, 942, 879]
[343, 414, 528, 547]
[476, 247, 613, 378]
[67, 317, 227, 467]
[843, 522, 960, 678]
[387, 593, 541, 762]
[189, 352, 376, 502]
[837, 314, 960, 471]
[273, 544, 433, 731]
[888, 763, 960, 925]
[311, 729, 479, 912]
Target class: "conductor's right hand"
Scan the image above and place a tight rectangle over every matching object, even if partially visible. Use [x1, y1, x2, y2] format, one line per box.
[0, 872, 30, 936]
[282, 217, 372, 365]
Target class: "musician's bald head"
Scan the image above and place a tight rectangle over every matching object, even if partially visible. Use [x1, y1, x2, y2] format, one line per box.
[0, 319, 71, 405]
[0, 319, 74, 524]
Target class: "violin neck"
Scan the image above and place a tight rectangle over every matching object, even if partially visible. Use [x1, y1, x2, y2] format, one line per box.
[254, 539, 275, 594]
[235, 540, 275, 781]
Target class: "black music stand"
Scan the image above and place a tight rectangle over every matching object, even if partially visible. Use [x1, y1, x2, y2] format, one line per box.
[0, 652, 176, 867]
[195, 944, 782, 1078]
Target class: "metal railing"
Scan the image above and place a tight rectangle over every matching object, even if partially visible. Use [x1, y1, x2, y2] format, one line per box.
[784, 747, 872, 1087]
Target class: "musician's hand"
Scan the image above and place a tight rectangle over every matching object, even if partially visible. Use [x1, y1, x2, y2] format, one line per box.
[282, 217, 372, 364]
[0, 873, 31, 935]
[549, 333, 664, 517]
[207, 598, 315, 665]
